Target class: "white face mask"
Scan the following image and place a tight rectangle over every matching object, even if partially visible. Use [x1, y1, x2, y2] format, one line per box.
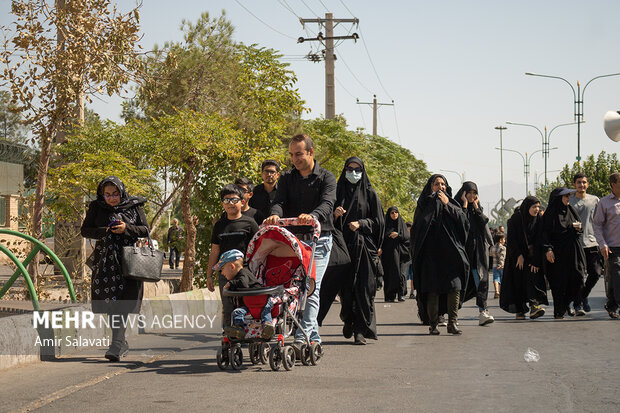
[346, 170, 362, 184]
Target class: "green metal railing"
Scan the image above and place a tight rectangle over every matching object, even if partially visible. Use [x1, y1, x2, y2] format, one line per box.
[0, 229, 77, 310]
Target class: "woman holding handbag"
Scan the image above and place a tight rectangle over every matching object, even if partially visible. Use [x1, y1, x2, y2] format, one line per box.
[81, 176, 149, 361]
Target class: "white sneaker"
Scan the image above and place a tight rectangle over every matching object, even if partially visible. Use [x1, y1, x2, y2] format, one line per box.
[479, 310, 495, 326]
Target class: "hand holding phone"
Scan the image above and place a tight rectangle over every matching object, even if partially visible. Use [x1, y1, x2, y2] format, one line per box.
[108, 220, 122, 228]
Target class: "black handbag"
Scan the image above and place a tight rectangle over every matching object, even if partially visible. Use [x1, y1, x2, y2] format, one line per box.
[120, 235, 164, 283]
[328, 226, 352, 268]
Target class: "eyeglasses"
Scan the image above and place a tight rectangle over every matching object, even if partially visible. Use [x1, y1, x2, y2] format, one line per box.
[103, 193, 121, 199]
[345, 167, 362, 173]
[222, 197, 241, 204]
[262, 169, 278, 175]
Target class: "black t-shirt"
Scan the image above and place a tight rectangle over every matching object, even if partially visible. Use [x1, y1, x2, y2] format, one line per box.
[227, 267, 262, 290]
[211, 215, 259, 254]
[249, 183, 277, 219]
[243, 206, 265, 226]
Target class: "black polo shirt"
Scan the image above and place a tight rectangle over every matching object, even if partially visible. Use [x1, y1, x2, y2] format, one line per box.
[270, 162, 336, 234]
[249, 183, 277, 219]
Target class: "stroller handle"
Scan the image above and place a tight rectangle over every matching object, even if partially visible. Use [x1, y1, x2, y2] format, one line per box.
[222, 285, 284, 297]
[261, 217, 322, 241]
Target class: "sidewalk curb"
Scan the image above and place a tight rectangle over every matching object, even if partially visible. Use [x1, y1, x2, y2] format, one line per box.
[0, 288, 222, 371]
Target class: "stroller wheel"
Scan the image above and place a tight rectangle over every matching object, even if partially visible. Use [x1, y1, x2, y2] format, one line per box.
[269, 345, 282, 371]
[249, 343, 261, 365]
[300, 343, 311, 366]
[310, 342, 323, 366]
[229, 344, 243, 370]
[258, 342, 270, 364]
[216, 348, 229, 370]
[282, 346, 296, 371]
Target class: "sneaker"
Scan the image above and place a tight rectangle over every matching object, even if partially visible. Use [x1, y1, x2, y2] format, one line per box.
[575, 307, 586, 317]
[223, 325, 245, 339]
[409, 293, 416, 299]
[397, 296, 406, 302]
[105, 341, 129, 362]
[479, 310, 494, 326]
[354, 333, 367, 345]
[567, 307, 576, 317]
[493, 292, 500, 299]
[515, 313, 526, 320]
[605, 304, 620, 319]
[529, 305, 545, 319]
[554, 314, 565, 320]
[438, 315, 447, 327]
[429, 325, 440, 335]
[261, 322, 275, 339]
[583, 299, 591, 313]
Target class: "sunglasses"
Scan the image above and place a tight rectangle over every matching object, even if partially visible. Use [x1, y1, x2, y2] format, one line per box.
[103, 192, 121, 199]
[222, 197, 241, 204]
[345, 167, 362, 173]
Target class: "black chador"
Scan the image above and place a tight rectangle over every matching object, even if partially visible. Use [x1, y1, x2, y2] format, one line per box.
[381, 206, 411, 301]
[542, 188, 587, 318]
[318, 157, 384, 341]
[454, 181, 493, 309]
[499, 196, 548, 315]
[410, 174, 469, 327]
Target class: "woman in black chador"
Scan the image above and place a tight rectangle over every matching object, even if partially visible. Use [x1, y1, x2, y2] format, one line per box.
[331, 157, 385, 345]
[410, 174, 469, 335]
[499, 195, 548, 320]
[381, 207, 411, 302]
[454, 181, 494, 326]
[81, 176, 149, 361]
[542, 188, 587, 319]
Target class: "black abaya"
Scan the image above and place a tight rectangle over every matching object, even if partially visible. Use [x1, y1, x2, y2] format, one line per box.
[318, 157, 384, 339]
[499, 196, 548, 314]
[542, 188, 587, 317]
[381, 206, 411, 301]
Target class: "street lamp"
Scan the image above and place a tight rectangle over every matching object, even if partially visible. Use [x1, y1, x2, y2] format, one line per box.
[525, 71, 620, 161]
[495, 147, 558, 196]
[534, 169, 562, 188]
[505, 121, 578, 184]
[494, 125, 507, 208]
[440, 169, 465, 184]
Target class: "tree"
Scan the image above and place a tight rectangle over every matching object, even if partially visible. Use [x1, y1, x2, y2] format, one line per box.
[0, 0, 143, 262]
[0, 90, 28, 142]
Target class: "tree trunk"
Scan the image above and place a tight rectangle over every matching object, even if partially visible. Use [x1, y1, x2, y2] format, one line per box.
[179, 162, 196, 292]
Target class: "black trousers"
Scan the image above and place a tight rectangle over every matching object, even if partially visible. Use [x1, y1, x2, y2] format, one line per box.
[576, 246, 603, 306]
[604, 247, 620, 311]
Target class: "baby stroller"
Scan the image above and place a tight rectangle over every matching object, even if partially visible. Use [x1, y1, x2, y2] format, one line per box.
[216, 217, 324, 371]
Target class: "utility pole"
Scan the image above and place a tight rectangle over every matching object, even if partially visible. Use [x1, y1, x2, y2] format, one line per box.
[356, 95, 394, 137]
[494, 126, 507, 209]
[298, 14, 359, 119]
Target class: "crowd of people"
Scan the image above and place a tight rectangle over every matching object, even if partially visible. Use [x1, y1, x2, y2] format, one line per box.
[81, 132, 620, 360]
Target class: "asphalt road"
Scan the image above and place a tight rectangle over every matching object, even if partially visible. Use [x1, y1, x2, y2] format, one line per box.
[1, 281, 619, 413]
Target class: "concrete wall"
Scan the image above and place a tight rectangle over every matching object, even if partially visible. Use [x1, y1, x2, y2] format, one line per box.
[0, 161, 24, 195]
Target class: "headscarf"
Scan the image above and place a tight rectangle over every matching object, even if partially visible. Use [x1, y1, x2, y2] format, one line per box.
[518, 195, 541, 235]
[454, 181, 479, 210]
[385, 206, 408, 237]
[335, 156, 384, 249]
[415, 174, 453, 215]
[544, 188, 580, 234]
[96, 176, 146, 212]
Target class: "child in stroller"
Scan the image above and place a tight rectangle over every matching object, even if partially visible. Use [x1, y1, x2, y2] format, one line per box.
[217, 217, 324, 371]
[214, 249, 276, 340]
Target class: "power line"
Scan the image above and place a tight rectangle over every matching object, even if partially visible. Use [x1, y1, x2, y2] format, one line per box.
[392, 105, 402, 144]
[337, 49, 372, 94]
[234, 0, 297, 40]
[277, 0, 299, 17]
[335, 75, 355, 99]
[318, 0, 330, 12]
[299, 0, 321, 18]
[358, 25, 392, 100]
[338, 0, 355, 17]
[357, 103, 367, 130]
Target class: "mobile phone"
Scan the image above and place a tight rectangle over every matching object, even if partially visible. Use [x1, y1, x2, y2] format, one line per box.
[108, 220, 122, 227]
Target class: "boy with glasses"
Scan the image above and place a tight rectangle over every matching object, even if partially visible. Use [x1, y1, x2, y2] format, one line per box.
[206, 184, 259, 327]
[234, 177, 265, 225]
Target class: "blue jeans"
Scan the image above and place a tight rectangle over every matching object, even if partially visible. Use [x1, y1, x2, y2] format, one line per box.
[231, 300, 274, 326]
[493, 268, 503, 284]
[295, 234, 332, 343]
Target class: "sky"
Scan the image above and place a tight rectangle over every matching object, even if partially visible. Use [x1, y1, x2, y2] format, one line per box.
[2, 0, 620, 214]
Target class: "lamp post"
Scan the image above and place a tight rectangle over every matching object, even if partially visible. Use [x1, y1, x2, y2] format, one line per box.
[494, 126, 507, 209]
[505, 121, 578, 185]
[525, 71, 620, 162]
[534, 169, 562, 188]
[440, 169, 465, 184]
[495, 147, 557, 196]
